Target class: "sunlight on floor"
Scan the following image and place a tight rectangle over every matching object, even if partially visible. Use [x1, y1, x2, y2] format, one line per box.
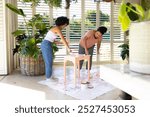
[0, 83, 45, 100]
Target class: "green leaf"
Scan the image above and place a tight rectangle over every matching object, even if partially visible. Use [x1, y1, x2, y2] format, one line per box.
[35, 38, 42, 44]
[118, 43, 129, 60]
[118, 13, 131, 31]
[118, 3, 131, 31]
[21, 0, 40, 6]
[135, 4, 145, 18]
[126, 2, 139, 21]
[145, 9, 150, 20]
[6, 3, 26, 17]
[12, 30, 25, 37]
[121, 52, 126, 60]
[35, 23, 46, 30]
[119, 3, 127, 17]
[118, 44, 129, 49]
[27, 38, 36, 46]
[44, 0, 62, 7]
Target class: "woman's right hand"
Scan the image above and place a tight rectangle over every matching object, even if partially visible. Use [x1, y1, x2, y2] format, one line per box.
[67, 48, 72, 53]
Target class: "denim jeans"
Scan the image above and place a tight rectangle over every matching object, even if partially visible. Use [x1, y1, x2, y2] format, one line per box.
[40, 40, 53, 79]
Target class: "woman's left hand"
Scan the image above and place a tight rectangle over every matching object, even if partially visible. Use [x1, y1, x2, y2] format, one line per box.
[54, 41, 63, 45]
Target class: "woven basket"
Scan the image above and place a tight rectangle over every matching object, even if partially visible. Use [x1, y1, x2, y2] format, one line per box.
[20, 55, 45, 76]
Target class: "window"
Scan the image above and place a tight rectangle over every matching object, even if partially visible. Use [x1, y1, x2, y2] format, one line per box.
[18, 2, 32, 25]
[17, 0, 124, 63]
[112, 0, 125, 61]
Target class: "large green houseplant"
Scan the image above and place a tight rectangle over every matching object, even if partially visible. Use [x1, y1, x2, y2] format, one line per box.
[118, 0, 150, 31]
[118, 0, 150, 74]
[6, 3, 58, 76]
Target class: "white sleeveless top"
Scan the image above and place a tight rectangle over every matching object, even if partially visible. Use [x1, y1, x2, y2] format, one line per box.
[44, 31, 57, 42]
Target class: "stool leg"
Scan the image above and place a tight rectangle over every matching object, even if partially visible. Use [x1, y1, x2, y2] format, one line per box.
[77, 60, 81, 88]
[74, 60, 77, 87]
[64, 60, 67, 87]
[87, 57, 90, 82]
[78, 60, 80, 79]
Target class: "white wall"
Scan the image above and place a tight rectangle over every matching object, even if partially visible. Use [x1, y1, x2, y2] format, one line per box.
[0, 0, 17, 75]
[0, 0, 7, 75]
[6, 0, 18, 74]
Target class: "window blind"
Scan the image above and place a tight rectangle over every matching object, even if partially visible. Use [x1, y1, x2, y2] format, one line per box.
[17, 0, 123, 63]
[69, 0, 82, 41]
[112, 0, 125, 61]
[18, 2, 32, 23]
[52, 0, 67, 62]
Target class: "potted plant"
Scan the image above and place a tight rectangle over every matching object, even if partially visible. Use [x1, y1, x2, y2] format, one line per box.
[118, 0, 150, 74]
[6, 3, 58, 76]
[118, 43, 129, 62]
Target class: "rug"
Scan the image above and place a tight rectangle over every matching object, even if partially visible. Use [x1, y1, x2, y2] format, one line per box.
[38, 67, 115, 100]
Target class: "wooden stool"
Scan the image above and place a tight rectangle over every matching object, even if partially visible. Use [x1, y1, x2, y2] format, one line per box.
[64, 54, 90, 86]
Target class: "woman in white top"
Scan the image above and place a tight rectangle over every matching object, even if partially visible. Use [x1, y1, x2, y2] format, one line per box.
[40, 16, 71, 80]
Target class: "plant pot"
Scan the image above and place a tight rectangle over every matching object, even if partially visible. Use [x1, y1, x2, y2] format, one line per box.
[20, 54, 45, 76]
[129, 21, 150, 74]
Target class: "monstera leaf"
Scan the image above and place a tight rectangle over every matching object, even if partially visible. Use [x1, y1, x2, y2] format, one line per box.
[118, 0, 146, 31]
[6, 3, 26, 17]
[118, 3, 131, 31]
[126, 2, 139, 21]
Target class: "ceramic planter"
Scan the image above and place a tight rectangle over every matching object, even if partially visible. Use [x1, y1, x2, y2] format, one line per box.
[129, 21, 150, 74]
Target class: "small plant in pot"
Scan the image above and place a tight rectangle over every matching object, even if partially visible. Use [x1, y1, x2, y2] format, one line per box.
[6, 3, 58, 76]
[118, 43, 129, 63]
[118, 0, 150, 99]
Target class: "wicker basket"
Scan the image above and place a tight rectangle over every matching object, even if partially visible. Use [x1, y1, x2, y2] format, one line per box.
[20, 55, 45, 76]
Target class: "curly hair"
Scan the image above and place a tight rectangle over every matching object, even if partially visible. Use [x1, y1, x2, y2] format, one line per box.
[55, 16, 69, 26]
[97, 26, 107, 35]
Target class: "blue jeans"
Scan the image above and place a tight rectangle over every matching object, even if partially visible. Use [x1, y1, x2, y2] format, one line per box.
[40, 40, 53, 79]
